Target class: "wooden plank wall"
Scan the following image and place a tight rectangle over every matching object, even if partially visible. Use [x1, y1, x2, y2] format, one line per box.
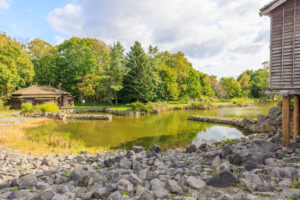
[270, 0, 300, 89]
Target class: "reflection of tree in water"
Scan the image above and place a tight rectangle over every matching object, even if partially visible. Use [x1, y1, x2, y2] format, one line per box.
[113, 122, 212, 150]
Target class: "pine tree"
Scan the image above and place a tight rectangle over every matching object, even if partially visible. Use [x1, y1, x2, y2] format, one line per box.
[121, 41, 157, 102]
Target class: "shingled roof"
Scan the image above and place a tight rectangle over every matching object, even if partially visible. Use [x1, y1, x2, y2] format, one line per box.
[260, 0, 288, 16]
[12, 85, 70, 96]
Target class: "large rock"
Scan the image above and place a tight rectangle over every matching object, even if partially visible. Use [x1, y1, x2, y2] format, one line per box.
[185, 144, 197, 153]
[166, 179, 182, 194]
[186, 176, 207, 190]
[132, 146, 145, 153]
[11, 174, 37, 189]
[268, 107, 281, 120]
[206, 170, 236, 188]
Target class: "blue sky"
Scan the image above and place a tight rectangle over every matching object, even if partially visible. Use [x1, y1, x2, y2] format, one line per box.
[0, 0, 271, 77]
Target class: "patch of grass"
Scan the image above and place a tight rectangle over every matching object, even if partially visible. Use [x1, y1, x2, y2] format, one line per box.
[11, 186, 19, 191]
[221, 139, 237, 145]
[0, 118, 108, 155]
[65, 173, 70, 177]
[21, 102, 60, 114]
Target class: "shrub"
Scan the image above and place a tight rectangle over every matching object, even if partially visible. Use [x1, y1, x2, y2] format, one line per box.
[21, 102, 60, 113]
[127, 102, 153, 113]
[39, 102, 60, 113]
[190, 101, 210, 110]
[21, 103, 34, 113]
[0, 100, 10, 112]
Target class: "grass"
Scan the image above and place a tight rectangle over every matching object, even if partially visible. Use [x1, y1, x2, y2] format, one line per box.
[0, 118, 108, 155]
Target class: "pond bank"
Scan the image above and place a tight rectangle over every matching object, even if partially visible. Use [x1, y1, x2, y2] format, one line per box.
[189, 107, 282, 133]
[0, 128, 300, 199]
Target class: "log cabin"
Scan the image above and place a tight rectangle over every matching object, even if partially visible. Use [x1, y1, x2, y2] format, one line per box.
[8, 85, 74, 109]
[260, 0, 300, 147]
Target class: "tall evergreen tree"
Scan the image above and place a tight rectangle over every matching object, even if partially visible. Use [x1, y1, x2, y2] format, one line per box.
[103, 42, 127, 105]
[121, 41, 157, 102]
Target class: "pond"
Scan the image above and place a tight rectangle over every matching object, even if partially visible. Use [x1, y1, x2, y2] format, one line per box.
[25, 104, 276, 151]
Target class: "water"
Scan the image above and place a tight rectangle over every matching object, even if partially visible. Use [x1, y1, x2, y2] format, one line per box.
[25, 104, 275, 150]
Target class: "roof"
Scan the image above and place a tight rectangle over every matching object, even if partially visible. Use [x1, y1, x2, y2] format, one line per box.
[260, 0, 288, 16]
[11, 85, 71, 96]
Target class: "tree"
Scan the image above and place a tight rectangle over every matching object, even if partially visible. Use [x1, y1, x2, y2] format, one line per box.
[0, 33, 34, 100]
[237, 72, 251, 97]
[220, 77, 241, 98]
[159, 64, 180, 100]
[27, 39, 57, 85]
[121, 41, 158, 102]
[250, 69, 269, 98]
[55, 37, 109, 101]
[102, 42, 127, 105]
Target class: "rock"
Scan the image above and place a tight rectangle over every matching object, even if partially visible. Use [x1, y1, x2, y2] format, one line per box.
[211, 156, 221, 169]
[216, 194, 233, 200]
[8, 190, 27, 199]
[147, 145, 161, 157]
[93, 187, 108, 199]
[257, 115, 269, 124]
[186, 144, 197, 153]
[198, 143, 211, 152]
[11, 174, 37, 189]
[243, 173, 264, 192]
[69, 168, 91, 186]
[278, 179, 292, 188]
[125, 150, 134, 159]
[252, 139, 279, 153]
[206, 170, 236, 188]
[119, 158, 132, 169]
[107, 191, 122, 200]
[268, 107, 281, 120]
[166, 179, 182, 194]
[129, 173, 142, 185]
[34, 191, 55, 200]
[244, 162, 258, 171]
[221, 145, 233, 159]
[296, 136, 300, 143]
[154, 189, 170, 199]
[243, 117, 257, 124]
[186, 176, 207, 190]
[151, 178, 165, 191]
[132, 146, 145, 153]
[267, 167, 298, 179]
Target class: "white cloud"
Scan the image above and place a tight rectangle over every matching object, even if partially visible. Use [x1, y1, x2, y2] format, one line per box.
[54, 35, 66, 45]
[0, 0, 11, 10]
[47, 0, 271, 77]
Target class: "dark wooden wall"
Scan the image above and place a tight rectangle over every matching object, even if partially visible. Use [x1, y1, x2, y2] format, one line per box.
[270, 0, 300, 89]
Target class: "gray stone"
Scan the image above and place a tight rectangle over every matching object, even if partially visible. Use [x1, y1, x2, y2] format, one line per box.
[107, 191, 122, 200]
[129, 173, 142, 185]
[206, 170, 236, 188]
[186, 144, 197, 153]
[132, 146, 145, 153]
[11, 174, 37, 189]
[92, 187, 108, 199]
[151, 178, 165, 191]
[186, 176, 207, 190]
[166, 179, 182, 194]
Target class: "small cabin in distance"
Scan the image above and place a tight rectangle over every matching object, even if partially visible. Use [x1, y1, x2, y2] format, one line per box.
[260, 0, 300, 147]
[8, 85, 74, 109]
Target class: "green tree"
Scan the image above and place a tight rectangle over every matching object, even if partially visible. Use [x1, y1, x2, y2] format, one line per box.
[55, 37, 109, 101]
[220, 77, 241, 98]
[237, 72, 251, 97]
[102, 42, 127, 105]
[159, 64, 180, 100]
[121, 41, 158, 102]
[27, 39, 57, 85]
[250, 69, 269, 98]
[0, 33, 34, 100]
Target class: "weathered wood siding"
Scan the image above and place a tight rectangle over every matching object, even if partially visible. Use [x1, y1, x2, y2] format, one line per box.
[270, 0, 300, 89]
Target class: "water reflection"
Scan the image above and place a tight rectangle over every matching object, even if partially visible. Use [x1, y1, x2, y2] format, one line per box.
[25, 104, 274, 150]
[192, 125, 247, 146]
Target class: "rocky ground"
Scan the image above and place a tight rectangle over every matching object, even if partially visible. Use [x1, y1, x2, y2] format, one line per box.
[0, 131, 300, 199]
[0, 107, 300, 199]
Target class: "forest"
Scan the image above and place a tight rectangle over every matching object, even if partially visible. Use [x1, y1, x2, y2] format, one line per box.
[0, 33, 269, 105]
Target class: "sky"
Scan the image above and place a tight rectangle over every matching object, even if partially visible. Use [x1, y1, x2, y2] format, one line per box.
[0, 0, 271, 78]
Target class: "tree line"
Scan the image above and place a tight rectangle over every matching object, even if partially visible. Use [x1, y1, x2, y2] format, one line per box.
[0, 33, 269, 104]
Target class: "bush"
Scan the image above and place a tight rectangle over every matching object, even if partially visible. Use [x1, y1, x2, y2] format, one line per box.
[21, 103, 34, 113]
[21, 102, 60, 113]
[0, 100, 10, 112]
[127, 102, 153, 113]
[39, 102, 60, 113]
[190, 101, 210, 110]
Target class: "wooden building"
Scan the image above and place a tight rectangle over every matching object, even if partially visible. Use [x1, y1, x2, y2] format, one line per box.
[260, 0, 300, 147]
[8, 85, 74, 109]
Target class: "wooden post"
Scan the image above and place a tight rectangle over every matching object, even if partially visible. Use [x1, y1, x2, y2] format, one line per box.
[294, 96, 300, 142]
[282, 96, 291, 147]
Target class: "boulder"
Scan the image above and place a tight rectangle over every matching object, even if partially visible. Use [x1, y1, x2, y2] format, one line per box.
[185, 144, 197, 153]
[206, 170, 236, 188]
[132, 146, 145, 153]
[186, 176, 207, 190]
